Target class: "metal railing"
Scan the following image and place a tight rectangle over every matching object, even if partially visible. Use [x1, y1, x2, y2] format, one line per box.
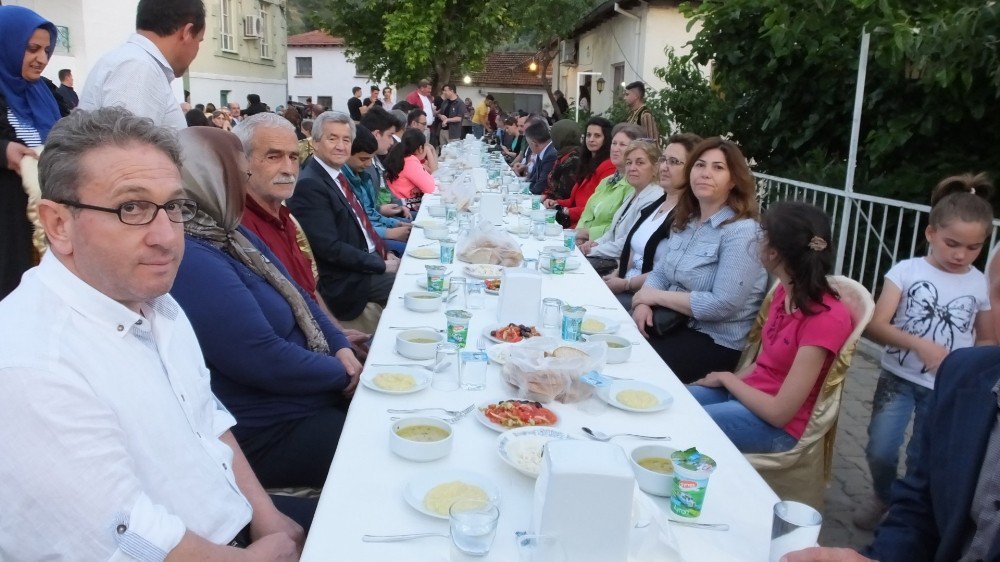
[754, 172, 1000, 299]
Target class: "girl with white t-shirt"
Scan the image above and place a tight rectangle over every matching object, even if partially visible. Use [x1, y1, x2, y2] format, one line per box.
[855, 173, 996, 530]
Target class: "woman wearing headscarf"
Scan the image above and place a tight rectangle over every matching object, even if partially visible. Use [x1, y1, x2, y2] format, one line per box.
[0, 6, 69, 300]
[542, 119, 582, 202]
[170, 127, 362, 491]
[544, 116, 616, 228]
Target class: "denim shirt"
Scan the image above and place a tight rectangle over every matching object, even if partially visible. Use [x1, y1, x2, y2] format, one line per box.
[645, 205, 767, 350]
[341, 165, 400, 236]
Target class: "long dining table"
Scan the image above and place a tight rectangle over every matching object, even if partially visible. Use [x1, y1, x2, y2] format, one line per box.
[301, 162, 779, 561]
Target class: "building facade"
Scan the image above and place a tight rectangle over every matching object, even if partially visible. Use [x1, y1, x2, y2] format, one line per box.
[188, 0, 288, 111]
[557, 0, 702, 115]
[286, 30, 393, 113]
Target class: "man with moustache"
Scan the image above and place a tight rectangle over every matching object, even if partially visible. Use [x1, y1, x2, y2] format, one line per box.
[0, 108, 302, 560]
[234, 113, 372, 358]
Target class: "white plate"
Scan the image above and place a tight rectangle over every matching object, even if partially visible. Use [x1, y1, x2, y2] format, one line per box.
[505, 224, 530, 236]
[412, 220, 444, 229]
[359, 367, 431, 395]
[406, 247, 440, 260]
[539, 256, 582, 271]
[482, 323, 543, 344]
[496, 427, 573, 478]
[580, 314, 621, 335]
[464, 264, 505, 279]
[600, 380, 674, 413]
[403, 470, 501, 519]
[474, 399, 560, 432]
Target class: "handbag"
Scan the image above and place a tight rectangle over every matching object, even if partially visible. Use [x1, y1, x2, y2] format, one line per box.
[650, 306, 689, 337]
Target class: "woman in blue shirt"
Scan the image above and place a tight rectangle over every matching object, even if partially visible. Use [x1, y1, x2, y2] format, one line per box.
[171, 126, 361, 490]
[631, 137, 767, 384]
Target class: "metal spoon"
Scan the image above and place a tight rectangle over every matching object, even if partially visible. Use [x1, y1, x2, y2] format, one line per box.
[582, 427, 670, 441]
[669, 520, 730, 531]
[362, 533, 449, 542]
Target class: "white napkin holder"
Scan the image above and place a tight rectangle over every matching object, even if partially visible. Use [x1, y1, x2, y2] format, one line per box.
[496, 269, 541, 326]
[531, 440, 634, 562]
[478, 191, 504, 225]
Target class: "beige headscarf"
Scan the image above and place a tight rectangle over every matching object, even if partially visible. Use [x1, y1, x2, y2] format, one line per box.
[178, 126, 330, 354]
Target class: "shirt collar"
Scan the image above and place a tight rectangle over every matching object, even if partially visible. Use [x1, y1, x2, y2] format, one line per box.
[35, 251, 178, 338]
[244, 194, 288, 230]
[705, 205, 737, 227]
[314, 156, 344, 187]
[127, 33, 175, 82]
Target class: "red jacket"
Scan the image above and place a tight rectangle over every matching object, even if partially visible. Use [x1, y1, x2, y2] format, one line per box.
[556, 158, 616, 227]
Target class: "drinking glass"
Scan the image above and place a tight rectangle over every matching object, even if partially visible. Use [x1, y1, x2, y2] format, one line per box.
[769, 501, 823, 562]
[449, 276, 468, 309]
[432, 343, 460, 391]
[467, 280, 486, 309]
[460, 350, 488, 390]
[449, 499, 500, 557]
[517, 216, 532, 239]
[542, 298, 563, 328]
[563, 229, 576, 251]
[440, 239, 456, 264]
[531, 220, 546, 241]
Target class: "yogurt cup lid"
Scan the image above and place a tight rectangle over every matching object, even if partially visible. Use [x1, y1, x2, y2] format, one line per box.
[671, 447, 717, 472]
[445, 310, 472, 320]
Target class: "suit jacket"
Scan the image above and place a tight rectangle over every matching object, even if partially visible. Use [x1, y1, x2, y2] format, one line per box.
[286, 158, 386, 320]
[617, 193, 674, 278]
[527, 142, 557, 195]
[866, 345, 1000, 562]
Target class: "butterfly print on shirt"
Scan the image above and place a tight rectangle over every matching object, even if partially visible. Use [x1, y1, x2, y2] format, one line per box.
[886, 280, 977, 372]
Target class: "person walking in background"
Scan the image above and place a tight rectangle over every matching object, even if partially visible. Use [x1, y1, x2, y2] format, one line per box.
[854, 173, 996, 530]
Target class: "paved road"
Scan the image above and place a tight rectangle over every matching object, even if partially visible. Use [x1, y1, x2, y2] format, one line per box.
[818, 345, 911, 550]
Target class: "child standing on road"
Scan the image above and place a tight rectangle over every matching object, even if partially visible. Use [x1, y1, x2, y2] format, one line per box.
[855, 173, 995, 530]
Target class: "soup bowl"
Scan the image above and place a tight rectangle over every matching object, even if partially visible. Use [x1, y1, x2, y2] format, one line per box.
[395, 329, 444, 360]
[390, 416, 453, 462]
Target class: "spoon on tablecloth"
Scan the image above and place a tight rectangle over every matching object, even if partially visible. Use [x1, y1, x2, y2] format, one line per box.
[582, 427, 670, 441]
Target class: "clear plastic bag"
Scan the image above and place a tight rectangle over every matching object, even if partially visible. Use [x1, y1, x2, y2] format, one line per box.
[436, 172, 477, 211]
[457, 224, 524, 266]
[501, 338, 607, 403]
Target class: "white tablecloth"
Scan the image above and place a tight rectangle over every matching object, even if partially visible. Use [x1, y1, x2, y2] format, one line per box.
[301, 193, 778, 562]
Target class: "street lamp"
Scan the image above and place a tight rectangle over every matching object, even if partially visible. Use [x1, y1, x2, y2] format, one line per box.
[463, 74, 472, 85]
[596, 77, 605, 94]
[528, 60, 538, 72]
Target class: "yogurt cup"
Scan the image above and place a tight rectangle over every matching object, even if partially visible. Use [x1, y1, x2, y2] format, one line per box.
[426, 265, 448, 293]
[669, 448, 717, 518]
[445, 309, 473, 347]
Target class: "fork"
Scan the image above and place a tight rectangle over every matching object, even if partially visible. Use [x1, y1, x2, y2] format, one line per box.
[390, 414, 465, 424]
[387, 403, 476, 418]
[388, 325, 446, 332]
[369, 362, 432, 369]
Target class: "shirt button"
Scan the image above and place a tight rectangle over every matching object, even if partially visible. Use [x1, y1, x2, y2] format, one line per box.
[116, 524, 127, 534]
[116, 325, 124, 332]
[136, 319, 143, 325]
[180, 394, 186, 402]
[222, 462, 229, 470]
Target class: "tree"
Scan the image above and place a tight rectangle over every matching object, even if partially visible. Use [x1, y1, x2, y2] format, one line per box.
[296, 0, 513, 87]
[682, 0, 1000, 200]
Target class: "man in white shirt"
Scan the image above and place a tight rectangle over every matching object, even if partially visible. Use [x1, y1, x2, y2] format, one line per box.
[79, 0, 205, 130]
[0, 107, 302, 560]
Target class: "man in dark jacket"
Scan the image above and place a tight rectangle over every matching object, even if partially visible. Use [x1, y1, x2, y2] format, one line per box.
[783, 345, 1000, 562]
[55, 69, 78, 108]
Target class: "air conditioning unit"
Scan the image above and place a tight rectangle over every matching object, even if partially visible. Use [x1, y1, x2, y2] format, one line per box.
[561, 40, 578, 66]
[243, 15, 262, 38]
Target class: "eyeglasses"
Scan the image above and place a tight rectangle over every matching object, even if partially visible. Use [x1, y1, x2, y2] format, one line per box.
[658, 157, 685, 166]
[57, 198, 199, 225]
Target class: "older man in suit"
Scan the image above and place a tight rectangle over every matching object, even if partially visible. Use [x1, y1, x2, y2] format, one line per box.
[287, 111, 399, 333]
[783, 345, 1000, 562]
[524, 120, 557, 195]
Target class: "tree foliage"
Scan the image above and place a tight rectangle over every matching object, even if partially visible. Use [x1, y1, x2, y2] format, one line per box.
[681, 0, 1000, 200]
[294, 0, 593, 101]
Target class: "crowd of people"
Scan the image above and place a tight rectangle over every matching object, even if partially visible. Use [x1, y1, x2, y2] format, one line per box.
[1, 1, 999, 560]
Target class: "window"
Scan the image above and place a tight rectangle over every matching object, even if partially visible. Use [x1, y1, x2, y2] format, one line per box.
[317, 96, 332, 109]
[220, 0, 235, 52]
[613, 63, 625, 95]
[295, 57, 312, 77]
[220, 90, 230, 106]
[259, 4, 271, 59]
[55, 25, 70, 54]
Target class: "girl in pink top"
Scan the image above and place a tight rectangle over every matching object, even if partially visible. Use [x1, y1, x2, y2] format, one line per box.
[385, 128, 436, 212]
[688, 202, 853, 453]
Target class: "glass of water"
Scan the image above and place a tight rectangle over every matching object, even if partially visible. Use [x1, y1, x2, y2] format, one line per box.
[541, 298, 563, 328]
[769, 501, 822, 562]
[467, 280, 486, 309]
[450, 499, 500, 557]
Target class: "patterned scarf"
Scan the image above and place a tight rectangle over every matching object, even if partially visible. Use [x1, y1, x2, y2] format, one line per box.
[178, 127, 329, 354]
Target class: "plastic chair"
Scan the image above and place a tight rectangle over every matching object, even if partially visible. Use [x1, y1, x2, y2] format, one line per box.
[741, 276, 875, 510]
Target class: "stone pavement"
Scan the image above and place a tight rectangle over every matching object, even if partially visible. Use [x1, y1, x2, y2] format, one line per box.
[818, 344, 911, 550]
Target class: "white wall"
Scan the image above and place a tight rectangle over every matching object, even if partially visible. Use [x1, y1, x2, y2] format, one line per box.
[560, 4, 702, 115]
[463, 86, 553, 117]
[287, 45, 394, 112]
[188, 73, 287, 110]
